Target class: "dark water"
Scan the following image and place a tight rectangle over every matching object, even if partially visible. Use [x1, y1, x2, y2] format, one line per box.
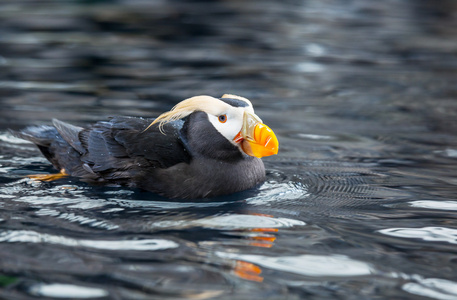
[1, 0, 457, 299]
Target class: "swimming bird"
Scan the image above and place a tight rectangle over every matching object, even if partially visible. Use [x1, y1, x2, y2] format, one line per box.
[12, 94, 279, 199]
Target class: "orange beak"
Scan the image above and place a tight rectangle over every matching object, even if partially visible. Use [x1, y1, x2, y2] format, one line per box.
[234, 112, 279, 158]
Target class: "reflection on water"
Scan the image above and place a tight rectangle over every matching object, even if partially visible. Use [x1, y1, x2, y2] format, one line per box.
[217, 252, 373, 277]
[0, 230, 179, 251]
[194, 214, 305, 229]
[409, 200, 457, 211]
[379, 227, 457, 245]
[1, 0, 457, 299]
[29, 283, 108, 299]
[403, 278, 457, 300]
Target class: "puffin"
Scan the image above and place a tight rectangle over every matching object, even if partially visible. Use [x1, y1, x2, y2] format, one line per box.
[12, 94, 279, 199]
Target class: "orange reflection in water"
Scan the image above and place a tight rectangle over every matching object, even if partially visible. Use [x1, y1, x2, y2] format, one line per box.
[234, 261, 264, 282]
[232, 216, 279, 282]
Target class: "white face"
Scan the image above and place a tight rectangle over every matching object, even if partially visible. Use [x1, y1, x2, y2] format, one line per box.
[150, 94, 258, 146]
[207, 100, 256, 145]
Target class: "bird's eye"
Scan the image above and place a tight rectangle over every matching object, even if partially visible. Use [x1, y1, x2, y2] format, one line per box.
[218, 114, 227, 123]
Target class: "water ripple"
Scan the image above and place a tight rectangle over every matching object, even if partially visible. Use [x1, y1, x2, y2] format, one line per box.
[0, 80, 93, 92]
[29, 283, 108, 299]
[56, 212, 119, 230]
[0, 230, 179, 251]
[217, 252, 373, 277]
[246, 180, 310, 206]
[0, 132, 33, 145]
[409, 200, 457, 211]
[378, 227, 457, 244]
[195, 214, 305, 230]
[403, 278, 457, 300]
[147, 214, 305, 231]
[107, 198, 232, 209]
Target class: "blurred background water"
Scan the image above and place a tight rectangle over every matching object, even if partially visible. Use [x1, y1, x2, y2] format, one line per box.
[1, 0, 457, 299]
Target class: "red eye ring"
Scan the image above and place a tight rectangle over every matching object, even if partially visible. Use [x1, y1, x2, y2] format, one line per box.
[218, 114, 227, 123]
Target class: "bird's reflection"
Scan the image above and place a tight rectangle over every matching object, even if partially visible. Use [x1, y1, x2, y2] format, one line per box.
[231, 214, 279, 282]
[234, 260, 264, 282]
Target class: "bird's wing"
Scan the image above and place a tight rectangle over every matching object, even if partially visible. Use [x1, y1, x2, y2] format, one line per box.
[54, 117, 191, 176]
[52, 119, 85, 153]
[110, 116, 191, 169]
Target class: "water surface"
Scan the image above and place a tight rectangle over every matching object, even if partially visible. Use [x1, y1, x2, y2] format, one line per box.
[1, 0, 457, 299]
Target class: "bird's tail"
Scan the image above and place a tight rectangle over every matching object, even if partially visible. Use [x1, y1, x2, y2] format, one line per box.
[9, 126, 62, 168]
[9, 125, 58, 147]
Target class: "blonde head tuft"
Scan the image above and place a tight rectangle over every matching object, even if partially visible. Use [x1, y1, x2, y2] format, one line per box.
[143, 95, 230, 133]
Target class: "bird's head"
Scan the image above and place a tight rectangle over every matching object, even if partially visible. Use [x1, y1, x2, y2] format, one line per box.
[148, 94, 279, 158]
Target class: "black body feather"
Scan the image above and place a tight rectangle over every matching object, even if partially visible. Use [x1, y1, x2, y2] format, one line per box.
[11, 112, 265, 199]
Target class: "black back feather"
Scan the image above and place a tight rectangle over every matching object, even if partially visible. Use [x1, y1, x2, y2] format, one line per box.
[52, 119, 85, 154]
